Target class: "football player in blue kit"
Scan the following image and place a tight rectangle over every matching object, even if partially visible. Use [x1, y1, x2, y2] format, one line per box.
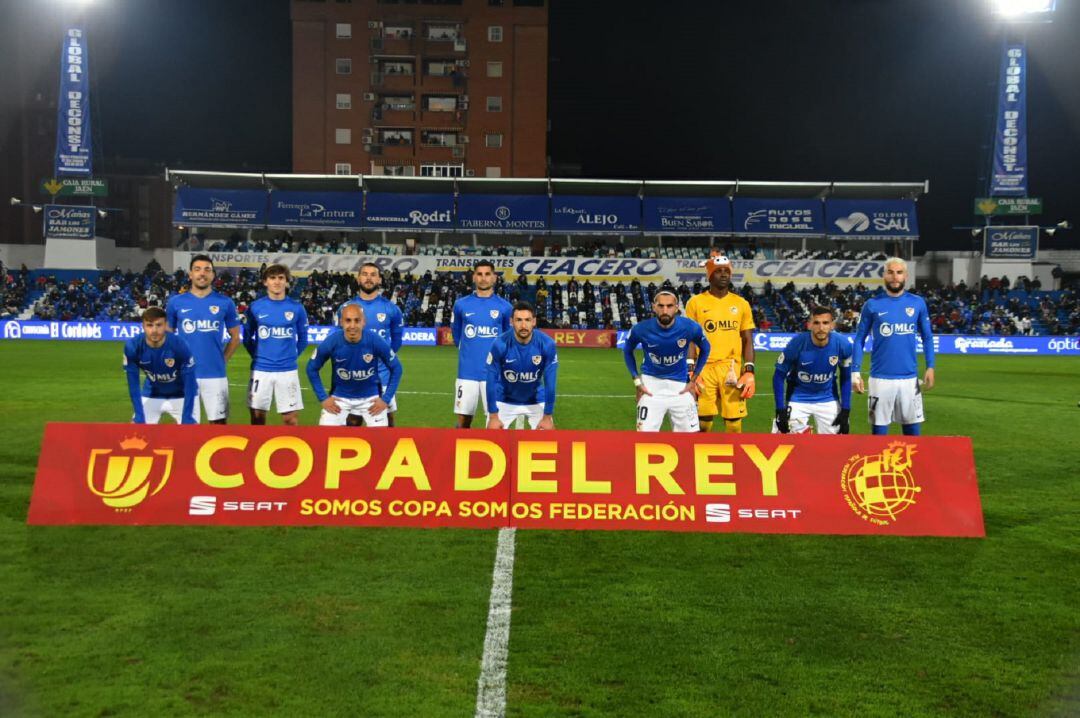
[622, 290, 710, 432]
[485, 302, 558, 430]
[336, 262, 404, 426]
[166, 254, 241, 423]
[306, 304, 403, 427]
[243, 264, 309, 426]
[852, 258, 935, 435]
[452, 260, 512, 428]
[772, 306, 853, 434]
[123, 307, 198, 424]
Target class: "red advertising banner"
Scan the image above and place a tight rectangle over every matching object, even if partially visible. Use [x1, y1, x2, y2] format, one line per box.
[437, 327, 615, 348]
[540, 329, 615, 348]
[28, 424, 985, 537]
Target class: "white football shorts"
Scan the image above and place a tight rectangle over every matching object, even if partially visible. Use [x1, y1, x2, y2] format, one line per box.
[196, 376, 230, 422]
[454, 379, 489, 417]
[868, 376, 924, 426]
[771, 400, 841, 435]
[249, 370, 304, 413]
[636, 375, 699, 432]
[318, 395, 390, 427]
[138, 396, 197, 425]
[495, 401, 544, 429]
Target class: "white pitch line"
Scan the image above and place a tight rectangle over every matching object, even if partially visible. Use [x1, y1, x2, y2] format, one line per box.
[227, 383, 771, 399]
[475, 527, 517, 718]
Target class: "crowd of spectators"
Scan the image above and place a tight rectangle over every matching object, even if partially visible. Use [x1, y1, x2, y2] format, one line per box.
[1, 262, 31, 319]
[6, 261, 1077, 337]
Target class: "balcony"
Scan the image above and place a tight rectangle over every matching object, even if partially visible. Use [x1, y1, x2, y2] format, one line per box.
[371, 71, 415, 91]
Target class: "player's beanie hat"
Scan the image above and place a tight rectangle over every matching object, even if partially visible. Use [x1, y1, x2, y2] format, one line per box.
[702, 250, 732, 278]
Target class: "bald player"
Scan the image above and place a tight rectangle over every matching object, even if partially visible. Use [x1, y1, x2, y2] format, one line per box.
[684, 253, 756, 432]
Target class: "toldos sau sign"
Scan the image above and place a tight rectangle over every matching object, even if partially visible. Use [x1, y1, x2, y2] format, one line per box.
[29, 425, 984, 537]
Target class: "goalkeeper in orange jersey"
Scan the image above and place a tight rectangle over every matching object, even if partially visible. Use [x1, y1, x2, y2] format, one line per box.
[684, 253, 756, 433]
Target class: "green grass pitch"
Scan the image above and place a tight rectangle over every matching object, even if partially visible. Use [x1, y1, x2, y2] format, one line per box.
[1, 340, 1078, 716]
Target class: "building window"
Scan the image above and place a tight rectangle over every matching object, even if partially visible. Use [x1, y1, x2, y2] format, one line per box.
[485, 133, 503, 148]
[485, 167, 502, 178]
[336, 93, 352, 109]
[336, 23, 352, 39]
[421, 163, 464, 178]
[335, 163, 352, 175]
[486, 96, 502, 112]
[335, 128, 352, 144]
[488, 26, 503, 42]
[487, 61, 503, 78]
[335, 58, 352, 75]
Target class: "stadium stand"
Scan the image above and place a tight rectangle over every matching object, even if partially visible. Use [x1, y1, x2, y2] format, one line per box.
[7, 262, 1078, 336]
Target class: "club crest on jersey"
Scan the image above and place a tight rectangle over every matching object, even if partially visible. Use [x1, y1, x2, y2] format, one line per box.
[905, 307, 915, 317]
[363, 353, 373, 363]
[210, 305, 220, 315]
[164, 358, 175, 367]
[377, 313, 386, 323]
[677, 339, 687, 348]
[532, 355, 542, 365]
[490, 310, 500, 319]
[829, 355, 839, 366]
[285, 311, 294, 321]
[730, 306, 738, 315]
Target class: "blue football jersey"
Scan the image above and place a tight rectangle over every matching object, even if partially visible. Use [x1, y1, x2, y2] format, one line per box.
[623, 316, 710, 381]
[773, 332, 853, 408]
[123, 333, 197, 423]
[335, 295, 404, 351]
[306, 328, 403, 402]
[852, 290, 935, 379]
[485, 330, 558, 414]
[166, 291, 240, 379]
[452, 293, 513, 380]
[243, 296, 309, 372]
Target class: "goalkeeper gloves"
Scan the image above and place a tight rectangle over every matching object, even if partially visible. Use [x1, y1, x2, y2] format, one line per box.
[737, 371, 755, 399]
[832, 408, 850, 435]
[775, 406, 791, 433]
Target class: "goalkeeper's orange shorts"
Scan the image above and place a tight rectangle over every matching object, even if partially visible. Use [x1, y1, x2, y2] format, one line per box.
[696, 360, 748, 419]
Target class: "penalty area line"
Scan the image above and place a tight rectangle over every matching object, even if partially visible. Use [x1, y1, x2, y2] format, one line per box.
[475, 527, 516, 718]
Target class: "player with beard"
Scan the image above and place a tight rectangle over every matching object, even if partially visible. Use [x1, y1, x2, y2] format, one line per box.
[622, 290, 710, 432]
[336, 262, 404, 426]
[485, 301, 557, 430]
[684, 253, 756, 433]
[772, 306, 853, 434]
[452, 261, 512, 428]
[852, 257, 935, 435]
[166, 254, 241, 423]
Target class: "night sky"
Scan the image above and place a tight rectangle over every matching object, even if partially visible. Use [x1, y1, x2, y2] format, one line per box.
[18, 0, 1080, 249]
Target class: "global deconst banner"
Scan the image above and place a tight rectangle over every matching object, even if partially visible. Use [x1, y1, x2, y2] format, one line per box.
[29, 425, 985, 537]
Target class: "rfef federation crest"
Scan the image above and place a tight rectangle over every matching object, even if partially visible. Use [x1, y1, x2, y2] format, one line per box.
[841, 442, 921, 526]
